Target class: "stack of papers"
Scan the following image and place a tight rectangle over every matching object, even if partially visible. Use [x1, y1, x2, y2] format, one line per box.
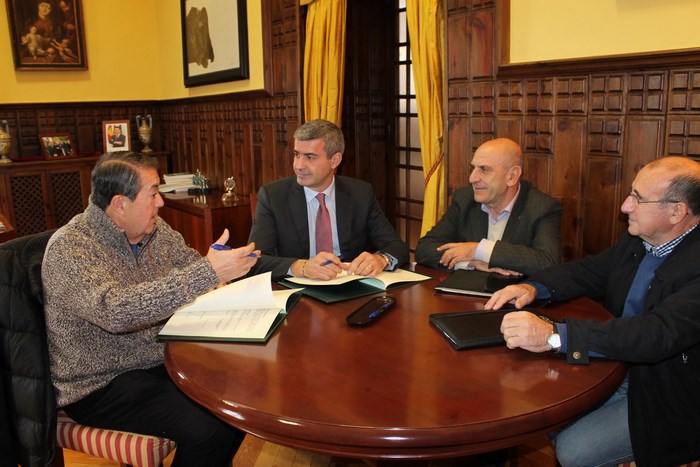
[157, 272, 303, 343]
[159, 172, 197, 193]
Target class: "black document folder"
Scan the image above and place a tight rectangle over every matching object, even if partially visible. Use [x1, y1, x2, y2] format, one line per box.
[434, 270, 525, 297]
[430, 309, 509, 350]
[430, 307, 545, 350]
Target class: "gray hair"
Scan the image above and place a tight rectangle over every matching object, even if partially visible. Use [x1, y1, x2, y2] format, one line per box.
[91, 152, 159, 210]
[294, 119, 345, 157]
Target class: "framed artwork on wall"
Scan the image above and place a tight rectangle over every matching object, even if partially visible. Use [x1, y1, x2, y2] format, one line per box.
[102, 121, 131, 153]
[181, 0, 249, 87]
[39, 133, 76, 160]
[5, 0, 88, 70]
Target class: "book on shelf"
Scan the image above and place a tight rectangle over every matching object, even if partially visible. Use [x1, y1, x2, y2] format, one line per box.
[159, 173, 197, 193]
[434, 269, 525, 297]
[163, 172, 194, 183]
[279, 267, 431, 303]
[157, 272, 302, 343]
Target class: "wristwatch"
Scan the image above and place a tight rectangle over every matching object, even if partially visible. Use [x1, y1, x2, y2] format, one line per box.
[377, 252, 392, 270]
[539, 315, 561, 352]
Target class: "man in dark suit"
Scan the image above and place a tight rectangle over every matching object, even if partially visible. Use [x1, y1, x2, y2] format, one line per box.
[415, 138, 562, 276]
[248, 119, 409, 280]
[110, 126, 126, 148]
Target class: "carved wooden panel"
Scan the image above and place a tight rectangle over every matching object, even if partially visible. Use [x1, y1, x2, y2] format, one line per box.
[582, 157, 622, 258]
[9, 175, 46, 236]
[590, 75, 625, 113]
[49, 171, 84, 228]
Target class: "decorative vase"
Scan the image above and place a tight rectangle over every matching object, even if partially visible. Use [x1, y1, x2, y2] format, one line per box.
[0, 120, 12, 164]
[136, 114, 153, 153]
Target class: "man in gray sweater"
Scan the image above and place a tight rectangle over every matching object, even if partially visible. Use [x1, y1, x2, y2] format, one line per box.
[43, 152, 259, 466]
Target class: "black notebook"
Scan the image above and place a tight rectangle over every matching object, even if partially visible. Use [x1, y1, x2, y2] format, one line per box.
[434, 270, 525, 297]
[429, 307, 545, 350]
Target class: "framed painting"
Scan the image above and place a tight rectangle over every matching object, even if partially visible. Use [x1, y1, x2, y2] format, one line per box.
[39, 133, 76, 159]
[102, 120, 131, 153]
[5, 0, 88, 70]
[181, 0, 249, 87]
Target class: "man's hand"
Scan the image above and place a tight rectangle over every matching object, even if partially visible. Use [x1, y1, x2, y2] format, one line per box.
[292, 253, 346, 280]
[471, 260, 523, 277]
[206, 230, 259, 283]
[500, 311, 553, 353]
[436, 242, 478, 269]
[484, 283, 537, 310]
[347, 251, 386, 277]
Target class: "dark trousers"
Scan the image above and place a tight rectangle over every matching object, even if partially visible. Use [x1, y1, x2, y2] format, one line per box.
[63, 364, 244, 467]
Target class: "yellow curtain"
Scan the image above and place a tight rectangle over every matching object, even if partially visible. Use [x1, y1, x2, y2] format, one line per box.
[406, 0, 446, 236]
[303, 0, 347, 126]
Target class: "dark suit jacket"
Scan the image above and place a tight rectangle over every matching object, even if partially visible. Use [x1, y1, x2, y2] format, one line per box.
[248, 176, 409, 279]
[529, 228, 700, 466]
[415, 180, 562, 275]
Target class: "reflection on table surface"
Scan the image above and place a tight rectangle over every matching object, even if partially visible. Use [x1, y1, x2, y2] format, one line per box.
[165, 265, 626, 460]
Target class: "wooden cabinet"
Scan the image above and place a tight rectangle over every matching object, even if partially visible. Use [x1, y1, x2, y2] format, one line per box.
[0, 157, 97, 237]
[158, 191, 252, 255]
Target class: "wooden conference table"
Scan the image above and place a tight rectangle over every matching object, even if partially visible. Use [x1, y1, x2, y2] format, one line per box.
[164, 265, 627, 461]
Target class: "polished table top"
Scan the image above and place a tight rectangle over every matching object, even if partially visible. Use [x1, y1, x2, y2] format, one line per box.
[165, 265, 626, 460]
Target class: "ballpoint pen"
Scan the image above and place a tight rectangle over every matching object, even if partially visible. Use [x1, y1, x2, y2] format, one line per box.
[321, 255, 343, 266]
[210, 244, 258, 257]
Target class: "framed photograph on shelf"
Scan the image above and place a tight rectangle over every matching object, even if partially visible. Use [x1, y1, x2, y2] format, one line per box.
[39, 133, 76, 160]
[5, 0, 88, 70]
[181, 0, 249, 88]
[102, 120, 131, 153]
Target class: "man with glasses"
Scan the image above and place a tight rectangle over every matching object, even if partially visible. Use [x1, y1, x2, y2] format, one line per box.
[486, 156, 700, 466]
[415, 137, 562, 275]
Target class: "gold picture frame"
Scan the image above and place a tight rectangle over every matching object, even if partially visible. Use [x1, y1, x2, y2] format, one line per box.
[5, 0, 87, 70]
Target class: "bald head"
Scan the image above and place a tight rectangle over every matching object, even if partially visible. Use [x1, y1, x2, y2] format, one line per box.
[622, 156, 700, 245]
[641, 157, 700, 216]
[474, 138, 524, 169]
[469, 138, 524, 214]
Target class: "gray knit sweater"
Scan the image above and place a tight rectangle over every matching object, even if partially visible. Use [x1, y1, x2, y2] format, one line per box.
[43, 202, 220, 407]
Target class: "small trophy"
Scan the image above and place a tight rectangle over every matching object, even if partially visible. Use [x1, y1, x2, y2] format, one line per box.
[221, 176, 239, 203]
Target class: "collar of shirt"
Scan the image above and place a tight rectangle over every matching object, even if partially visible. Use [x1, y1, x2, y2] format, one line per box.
[480, 183, 521, 224]
[643, 223, 698, 257]
[303, 177, 336, 203]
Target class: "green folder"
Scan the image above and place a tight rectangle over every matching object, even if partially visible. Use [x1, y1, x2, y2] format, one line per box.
[278, 268, 431, 303]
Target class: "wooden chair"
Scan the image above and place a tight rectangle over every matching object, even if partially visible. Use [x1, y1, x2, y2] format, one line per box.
[0, 231, 176, 467]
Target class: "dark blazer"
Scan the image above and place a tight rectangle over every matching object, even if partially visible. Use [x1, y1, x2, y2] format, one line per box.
[248, 175, 409, 279]
[530, 228, 700, 466]
[415, 180, 562, 275]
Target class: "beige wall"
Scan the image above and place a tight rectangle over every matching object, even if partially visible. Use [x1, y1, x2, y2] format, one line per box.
[510, 0, 700, 63]
[0, 0, 265, 104]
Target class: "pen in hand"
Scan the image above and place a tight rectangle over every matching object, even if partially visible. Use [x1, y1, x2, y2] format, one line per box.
[321, 256, 343, 266]
[210, 244, 258, 257]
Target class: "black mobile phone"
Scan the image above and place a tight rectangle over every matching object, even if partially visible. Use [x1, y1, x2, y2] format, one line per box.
[346, 295, 396, 327]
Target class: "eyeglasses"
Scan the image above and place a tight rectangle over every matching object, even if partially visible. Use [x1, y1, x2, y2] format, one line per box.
[627, 192, 679, 206]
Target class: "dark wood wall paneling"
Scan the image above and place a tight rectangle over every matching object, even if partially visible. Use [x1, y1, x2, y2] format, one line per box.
[447, 0, 700, 261]
[341, 0, 395, 218]
[4, 0, 700, 260]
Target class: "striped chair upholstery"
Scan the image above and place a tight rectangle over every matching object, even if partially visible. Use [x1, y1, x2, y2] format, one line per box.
[56, 410, 176, 467]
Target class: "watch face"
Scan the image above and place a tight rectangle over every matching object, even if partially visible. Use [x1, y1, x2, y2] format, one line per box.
[548, 333, 562, 349]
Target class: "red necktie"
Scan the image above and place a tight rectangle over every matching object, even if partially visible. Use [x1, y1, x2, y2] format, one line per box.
[316, 193, 333, 254]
